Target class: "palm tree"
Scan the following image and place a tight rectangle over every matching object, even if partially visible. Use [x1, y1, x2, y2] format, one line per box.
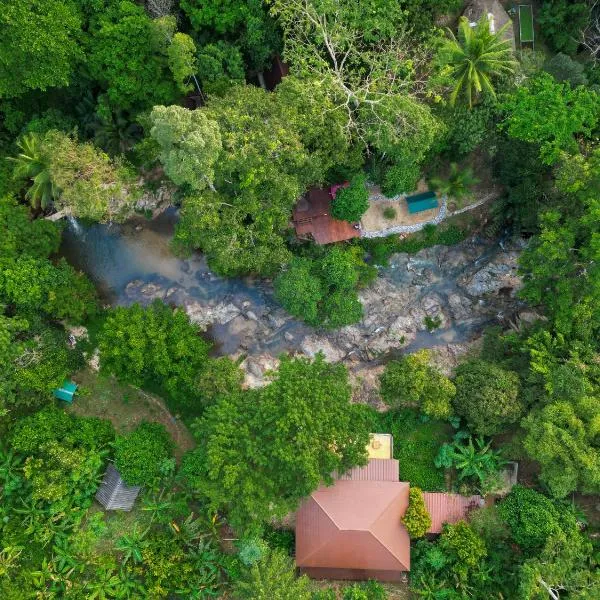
[430, 163, 480, 201]
[437, 15, 517, 107]
[8, 133, 60, 210]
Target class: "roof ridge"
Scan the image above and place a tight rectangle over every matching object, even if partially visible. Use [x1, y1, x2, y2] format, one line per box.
[368, 530, 410, 571]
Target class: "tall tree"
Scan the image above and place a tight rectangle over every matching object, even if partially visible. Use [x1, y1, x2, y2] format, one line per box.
[522, 399, 600, 498]
[182, 355, 371, 531]
[11, 130, 134, 221]
[172, 84, 316, 276]
[436, 16, 517, 108]
[87, 2, 196, 112]
[270, 0, 442, 158]
[518, 149, 600, 338]
[0, 0, 82, 98]
[453, 359, 522, 436]
[149, 105, 222, 192]
[503, 73, 600, 165]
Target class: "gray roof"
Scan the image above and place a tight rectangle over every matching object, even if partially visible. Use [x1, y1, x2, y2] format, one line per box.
[463, 0, 515, 49]
[95, 463, 141, 511]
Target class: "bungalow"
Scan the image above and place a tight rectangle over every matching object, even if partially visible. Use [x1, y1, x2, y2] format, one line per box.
[295, 434, 482, 581]
[292, 185, 361, 245]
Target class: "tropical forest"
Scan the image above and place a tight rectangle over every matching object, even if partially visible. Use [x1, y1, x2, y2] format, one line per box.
[2, 0, 600, 598]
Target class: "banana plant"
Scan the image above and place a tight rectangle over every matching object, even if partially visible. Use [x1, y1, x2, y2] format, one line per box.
[435, 432, 506, 491]
[115, 525, 148, 565]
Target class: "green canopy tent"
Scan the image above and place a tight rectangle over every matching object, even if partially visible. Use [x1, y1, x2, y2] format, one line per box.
[406, 191, 439, 214]
[53, 380, 78, 403]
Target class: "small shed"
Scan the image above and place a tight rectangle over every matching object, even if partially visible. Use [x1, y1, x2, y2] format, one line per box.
[53, 380, 78, 403]
[406, 191, 439, 214]
[95, 464, 141, 511]
[463, 0, 516, 50]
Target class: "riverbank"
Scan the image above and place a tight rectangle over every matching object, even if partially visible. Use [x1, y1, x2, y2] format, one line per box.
[61, 212, 530, 393]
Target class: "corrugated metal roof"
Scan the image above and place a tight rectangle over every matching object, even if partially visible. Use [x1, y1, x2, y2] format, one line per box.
[337, 458, 399, 481]
[95, 464, 141, 511]
[423, 492, 483, 533]
[296, 480, 411, 575]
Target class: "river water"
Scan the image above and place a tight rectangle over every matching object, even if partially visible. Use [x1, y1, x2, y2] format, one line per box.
[60, 211, 518, 359]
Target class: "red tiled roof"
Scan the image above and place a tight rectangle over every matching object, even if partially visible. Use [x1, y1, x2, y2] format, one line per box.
[296, 480, 411, 578]
[423, 492, 483, 533]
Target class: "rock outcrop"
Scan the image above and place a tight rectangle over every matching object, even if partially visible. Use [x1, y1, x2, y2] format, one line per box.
[122, 237, 527, 375]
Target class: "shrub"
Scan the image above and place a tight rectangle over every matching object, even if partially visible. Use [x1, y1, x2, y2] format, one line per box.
[262, 526, 295, 555]
[342, 581, 387, 600]
[402, 487, 432, 539]
[435, 433, 506, 494]
[453, 360, 522, 436]
[331, 174, 369, 222]
[382, 206, 396, 220]
[375, 409, 451, 490]
[498, 485, 566, 552]
[114, 422, 174, 486]
[232, 549, 312, 600]
[381, 159, 420, 197]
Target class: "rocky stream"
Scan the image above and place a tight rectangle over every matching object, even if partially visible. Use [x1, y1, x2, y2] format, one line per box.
[61, 209, 534, 400]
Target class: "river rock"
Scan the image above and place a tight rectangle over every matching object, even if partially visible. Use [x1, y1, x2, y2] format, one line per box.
[138, 282, 167, 300]
[460, 250, 522, 296]
[349, 364, 386, 408]
[88, 347, 100, 372]
[447, 292, 474, 320]
[301, 335, 346, 362]
[240, 353, 280, 388]
[134, 182, 176, 216]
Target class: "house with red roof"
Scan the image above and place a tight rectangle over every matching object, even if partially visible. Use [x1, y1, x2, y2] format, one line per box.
[295, 435, 482, 581]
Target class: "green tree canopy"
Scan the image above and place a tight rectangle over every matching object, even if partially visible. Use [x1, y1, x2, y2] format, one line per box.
[232, 548, 312, 600]
[274, 247, 374, 328]
[379, 350, 455, 420]
[453, 359, 522, 436]
[402, 487, 432, 539]
[538, 0, 590, 56]
[0, 256, 97, 323]
[149, 105, 222, 192]
[0, 0, 82, 99]
[11, 130, 135, 221]
[436, 15, 517, 108]
[97, 301, 212, 411]
[522, 398, 600, 497]
[518, 149, 600, 339]
[114, 422, 174, 486]
[331, 175, 369, 222]
[172, 84, 319, 276]
[270, 0, 442, 160]
[87, 2, 195, 112]
[498, 486, 571, 552]
[503, 73, 600, 165]
[182, 355, 371, 531]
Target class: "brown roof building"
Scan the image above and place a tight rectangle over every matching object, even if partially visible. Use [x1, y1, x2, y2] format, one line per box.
[292, 187, 361, 245]
[423, 492, 483, 534]
[296, 459, 410, 581]
[295, 437, 484, 581]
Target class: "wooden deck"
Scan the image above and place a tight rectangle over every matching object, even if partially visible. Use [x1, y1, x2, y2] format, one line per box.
[293, 187, 360, 245]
